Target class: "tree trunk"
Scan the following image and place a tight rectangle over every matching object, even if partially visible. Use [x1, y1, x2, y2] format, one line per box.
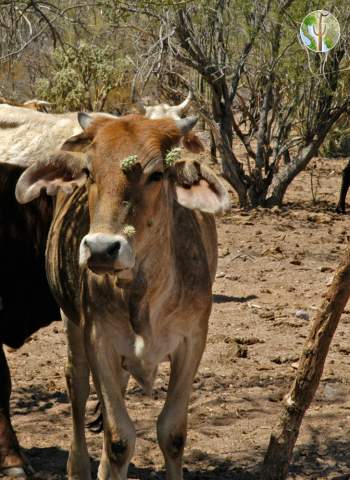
[261, 247, 350, 480]
[218, 141, 248, 207]
[209, 129, 217, 164]
[265, 142, 318, 207]
[208, 84, 249, 207]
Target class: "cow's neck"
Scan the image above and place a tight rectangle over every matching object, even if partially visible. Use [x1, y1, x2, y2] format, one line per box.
[133, 189, 176, 289]
[114, 192, 178, 341]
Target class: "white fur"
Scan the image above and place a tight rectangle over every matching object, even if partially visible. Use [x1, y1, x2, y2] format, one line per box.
[134, 335, 145, 358]
[0, 106, 117, 168]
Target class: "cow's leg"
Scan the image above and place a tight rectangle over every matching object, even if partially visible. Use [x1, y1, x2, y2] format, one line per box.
[157, 330, 207, 480]
[97, 368, 130, 480]
[336, 159, 350, 213]
[64, 315, 91, 480]
[0, 344, 26, 478]
[85, 332, 135, 480]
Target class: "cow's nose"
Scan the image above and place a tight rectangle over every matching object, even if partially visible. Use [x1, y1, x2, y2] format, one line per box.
[83, 236, 123, 274]
[85, 238, 120, 260]
[80, 233, 135, 273]
[106, 241, 121, 258]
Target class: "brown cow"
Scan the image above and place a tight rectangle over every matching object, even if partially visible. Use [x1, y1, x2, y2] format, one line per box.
[16, 113, 229, 480]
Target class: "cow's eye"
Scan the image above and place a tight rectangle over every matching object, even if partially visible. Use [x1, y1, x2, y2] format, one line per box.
[83, 168, 94, 183]
[147, 171, 163, 183]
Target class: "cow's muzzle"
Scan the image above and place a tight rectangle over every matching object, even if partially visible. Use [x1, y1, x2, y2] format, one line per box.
[79, 233, 135, 274]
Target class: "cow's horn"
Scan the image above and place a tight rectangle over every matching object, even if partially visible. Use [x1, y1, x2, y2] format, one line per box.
[78, 112, 93, 130]
[23, 99, 52, 106]
[176, 116, 198, 135]
[173, 90, 193, 113]
[131, 80, 146, 115]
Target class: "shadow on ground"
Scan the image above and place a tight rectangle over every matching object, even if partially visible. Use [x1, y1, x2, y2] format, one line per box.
[290, 426, 350, 479]
[12, 385, 68, 415]
[213, 294, 257, 304]
[20, 412, 350, 479]
[25, 447, 260, 479]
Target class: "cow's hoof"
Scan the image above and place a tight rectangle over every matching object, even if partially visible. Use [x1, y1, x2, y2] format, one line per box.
[1, 466, 27, 478]
[335, 206, 346, 214]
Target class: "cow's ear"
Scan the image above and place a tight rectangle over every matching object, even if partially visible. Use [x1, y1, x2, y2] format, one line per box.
[181, 132, 205, 153]
[61, 113, 118, 152]
[60, 112, 94, 152]
[15, 151, 88, 204]
[172, 160, 230, 215]
[61, 132, 91, 152]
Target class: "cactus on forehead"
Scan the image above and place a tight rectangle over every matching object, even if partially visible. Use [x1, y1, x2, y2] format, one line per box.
[122, 225, 136, 238]
[164, 148, 181, 168]
[121, 155, 138, 172]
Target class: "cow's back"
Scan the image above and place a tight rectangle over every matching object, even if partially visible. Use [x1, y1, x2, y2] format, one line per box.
[0, 107, 80, 167]
[0, 163, 59, 348]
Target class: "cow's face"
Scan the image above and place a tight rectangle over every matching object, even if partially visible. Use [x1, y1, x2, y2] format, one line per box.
[78, 114, 187, 275]
[16, 114, 229, 277]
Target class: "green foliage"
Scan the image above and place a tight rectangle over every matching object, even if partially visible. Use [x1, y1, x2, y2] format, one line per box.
[36, 43, 129, 112]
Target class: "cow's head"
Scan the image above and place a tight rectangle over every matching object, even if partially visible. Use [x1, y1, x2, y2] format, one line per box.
[132, 86, 204, 154]
[16, 114, 229, 278]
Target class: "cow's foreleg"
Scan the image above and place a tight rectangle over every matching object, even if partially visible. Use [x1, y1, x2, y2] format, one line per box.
[86, 333, 135, 480]
[0, 344, 26, 478]
[157, 331, 207, 480]
[64, 315, 91, 480]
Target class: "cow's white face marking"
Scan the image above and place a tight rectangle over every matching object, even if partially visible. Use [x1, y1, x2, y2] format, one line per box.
[134, 335, 145, 358]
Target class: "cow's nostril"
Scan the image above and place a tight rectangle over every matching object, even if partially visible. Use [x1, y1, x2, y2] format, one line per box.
[106, 241, 121, 258]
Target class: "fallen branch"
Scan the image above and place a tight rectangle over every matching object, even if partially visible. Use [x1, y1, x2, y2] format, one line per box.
[261, 246, 350, 480]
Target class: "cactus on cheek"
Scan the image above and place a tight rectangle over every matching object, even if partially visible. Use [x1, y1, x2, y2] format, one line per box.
[122, 225, 136, 238]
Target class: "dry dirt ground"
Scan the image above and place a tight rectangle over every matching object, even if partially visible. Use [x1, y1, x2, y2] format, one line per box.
[4, 156, 350, 480]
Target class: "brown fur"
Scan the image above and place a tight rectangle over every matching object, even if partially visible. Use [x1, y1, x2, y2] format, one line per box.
[181, 132, 205, 153]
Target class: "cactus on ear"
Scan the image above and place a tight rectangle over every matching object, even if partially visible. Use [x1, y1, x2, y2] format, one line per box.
[121, 155, 138, 171]
[164, 148, 181, 168]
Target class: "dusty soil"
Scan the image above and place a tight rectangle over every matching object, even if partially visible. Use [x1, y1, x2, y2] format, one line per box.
[4, 156, 350, 479]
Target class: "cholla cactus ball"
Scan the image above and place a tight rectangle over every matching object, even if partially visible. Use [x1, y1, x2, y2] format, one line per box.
[122, 225, 136, 238]
[164, 148, 181, 168]
[121, 155, 138, 171]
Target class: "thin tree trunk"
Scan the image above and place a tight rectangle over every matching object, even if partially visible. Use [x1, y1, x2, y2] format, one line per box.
[255, 80, 273, 170]
[209, 129, 217, 164]
[265, 143, 317, 206]
[261, 247, 350, 480]
[218, 142, 248, 207]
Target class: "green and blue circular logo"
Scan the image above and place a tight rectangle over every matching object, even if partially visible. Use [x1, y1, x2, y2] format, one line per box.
[300, 10, 340, 53]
